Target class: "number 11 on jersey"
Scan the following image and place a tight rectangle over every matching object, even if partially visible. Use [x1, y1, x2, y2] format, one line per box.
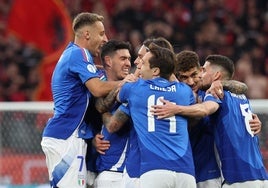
[147, 95, 176, 133]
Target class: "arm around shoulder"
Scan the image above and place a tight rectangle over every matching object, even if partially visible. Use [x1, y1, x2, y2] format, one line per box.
[222, 80, 248, 94]
[176, 101, 219, 118]
[85, 78, 120, 97]
[151, 99, 219, 119]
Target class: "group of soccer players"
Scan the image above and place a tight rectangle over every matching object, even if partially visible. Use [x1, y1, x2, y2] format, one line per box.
[41, 12, 268, 188]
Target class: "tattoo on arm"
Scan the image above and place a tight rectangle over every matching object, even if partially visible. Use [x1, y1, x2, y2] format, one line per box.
[222, 80, 248, 94]
[108, 109, 129, 133]
[95, 87, 119, 113]
[102, 112, 112, 127]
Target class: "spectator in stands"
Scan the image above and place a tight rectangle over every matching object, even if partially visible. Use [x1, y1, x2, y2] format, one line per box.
[1, 0, 268, 100]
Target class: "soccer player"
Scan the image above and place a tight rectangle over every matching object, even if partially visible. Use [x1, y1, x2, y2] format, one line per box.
[106, 43, 197, 188]
[97, 37, 176, 188]
[40, 12, 134, 188]
[93, 39, 132, 188]
[119, 37, 176, 188]
[172, 50, 260, 188]
[152, 54, 268, 188]
[133, 37, 178, 83]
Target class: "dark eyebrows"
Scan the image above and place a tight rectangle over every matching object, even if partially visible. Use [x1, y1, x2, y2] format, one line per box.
[179, 70, 199, 80]
[120, 55, 131, 61]
[191, 71, 198, 76]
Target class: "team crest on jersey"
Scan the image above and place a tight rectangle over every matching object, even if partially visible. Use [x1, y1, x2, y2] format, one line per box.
[77, 175, 85, 186]
[87, 64, 96, 73]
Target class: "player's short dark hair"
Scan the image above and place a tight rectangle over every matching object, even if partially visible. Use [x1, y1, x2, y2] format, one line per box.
[143, 37, 174, 52]
[148, 43, 175, 80]
[175, 50, 200, 77]
[100, 39, 131, 66]
[206, 54, 234, 79]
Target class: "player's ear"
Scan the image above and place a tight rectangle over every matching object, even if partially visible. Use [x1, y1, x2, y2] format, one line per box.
[85, 30, 90, 40]
[104, 56, 112, 67]
[152, 67, 160, 76]
[214, 71, 222, 81]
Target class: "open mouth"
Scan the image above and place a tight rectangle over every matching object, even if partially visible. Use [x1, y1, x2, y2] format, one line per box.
[123, 68, 130, 74]
[98, 43, 105, 52]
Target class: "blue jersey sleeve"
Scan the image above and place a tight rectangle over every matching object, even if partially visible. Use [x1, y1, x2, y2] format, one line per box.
[69, 47, 100, 84]
[203, 93, 222, 104]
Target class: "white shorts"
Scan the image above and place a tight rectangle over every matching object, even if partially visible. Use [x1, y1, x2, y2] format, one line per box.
[140, 170, 196, 188]
[87, 170, 97, 187]
[121, 168, 140, 188]
[94, 171, 123, 188]
[197, 177, 222, 188]
[222, 180, 268, 188]
[41, 134, 87, 188]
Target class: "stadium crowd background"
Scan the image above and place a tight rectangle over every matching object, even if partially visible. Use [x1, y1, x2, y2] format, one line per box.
[0, 0, 268, 101]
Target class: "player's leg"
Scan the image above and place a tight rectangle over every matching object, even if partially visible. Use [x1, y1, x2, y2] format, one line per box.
[41, 134, 87, 188]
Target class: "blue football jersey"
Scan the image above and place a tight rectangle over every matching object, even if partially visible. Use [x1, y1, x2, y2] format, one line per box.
[204, 91, 268, 183]
[189, 90, 221, 182]
[43, 42, 100, 139]
[119, 104, 141, 178]
[96, 103, 130, 173]
[118, 77, 195, 176]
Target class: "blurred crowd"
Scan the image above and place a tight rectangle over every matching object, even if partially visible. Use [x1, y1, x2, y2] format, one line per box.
[0, 0, 268, 101]
[0, 0, 43, 101]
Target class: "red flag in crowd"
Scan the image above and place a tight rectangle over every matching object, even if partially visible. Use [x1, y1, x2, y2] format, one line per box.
[7, 0, 73, 100]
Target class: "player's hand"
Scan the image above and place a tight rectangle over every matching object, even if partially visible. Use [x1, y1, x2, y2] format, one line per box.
[250, 113, 262, 135]
[150, 98, 176, 119]
[123, 73, 137, 83]
[206, 80, 224, 99]
[118, 74, 138, 89]
[92, 133, 110, 155]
